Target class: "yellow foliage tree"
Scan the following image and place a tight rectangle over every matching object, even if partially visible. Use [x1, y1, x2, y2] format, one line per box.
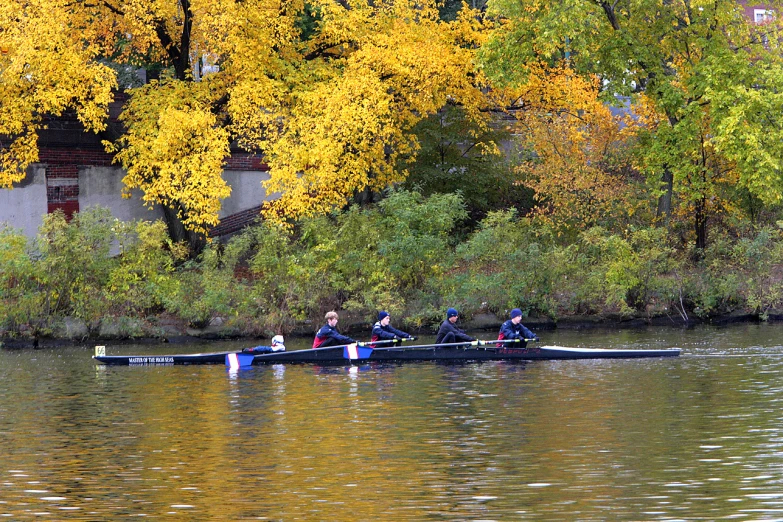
[511, 63, 637, 233]
[227, 0, 491, 223]
[2, 0, 492, 239]
[111, 82, 231, 235]
[0, 0, 116, 187]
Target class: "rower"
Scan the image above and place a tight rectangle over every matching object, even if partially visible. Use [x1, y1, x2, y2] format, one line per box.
[313, 311, 356, 348]
[243, 335, 286, 353]
[370, 311, 414, 347]
[271, 335, 286, 351]
[497, 308, 538, 347]
[435, 308, 475, 345]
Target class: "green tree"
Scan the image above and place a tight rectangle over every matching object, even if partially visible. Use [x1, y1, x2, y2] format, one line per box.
[401, 104, 533, 225]
[481, 0, 783, 250]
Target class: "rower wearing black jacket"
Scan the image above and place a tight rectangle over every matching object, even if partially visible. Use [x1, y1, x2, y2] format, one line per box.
[371, 311, 413, 346]
[435, 308, 475, 344]
[498, 308, 538, 347]
[313, 311, 356, 348]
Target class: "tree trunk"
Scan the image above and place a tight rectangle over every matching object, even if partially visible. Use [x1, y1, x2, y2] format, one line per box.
[694, 196, 707, 252]
[656, 167, 673, 225]
[161, 203, 206, 255]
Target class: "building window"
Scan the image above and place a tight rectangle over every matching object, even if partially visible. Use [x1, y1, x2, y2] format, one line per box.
[755, 9, 773, 24]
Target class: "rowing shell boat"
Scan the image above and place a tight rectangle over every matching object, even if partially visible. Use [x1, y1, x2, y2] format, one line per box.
[242, 344, 681, 365]
[92, 342, 681, 366]
[93, 351, 231, 366]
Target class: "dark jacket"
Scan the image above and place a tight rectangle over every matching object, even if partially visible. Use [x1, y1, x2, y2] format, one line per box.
[371, 321, 410, 343]
[313, 324, 355, 348]
[498, 319, 536, 343]
[435, 319, 475, 344]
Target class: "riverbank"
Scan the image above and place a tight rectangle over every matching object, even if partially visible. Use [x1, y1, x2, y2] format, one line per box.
[5, 202, 783, 351]
[3, 310, 781, 349]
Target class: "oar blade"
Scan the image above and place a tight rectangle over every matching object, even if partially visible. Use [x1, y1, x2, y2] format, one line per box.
[343, 343, 374, 360]
[226, 352, 255, 369]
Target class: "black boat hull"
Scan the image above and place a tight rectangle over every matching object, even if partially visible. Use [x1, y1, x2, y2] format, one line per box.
[93, 345, 681, 366]
[94, 352, 231, 366]
[249, 345, 682, 364]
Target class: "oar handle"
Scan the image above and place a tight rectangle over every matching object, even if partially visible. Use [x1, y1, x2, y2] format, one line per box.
[476, 338, 539, 346]
[316, 339, 402, 349]
[358, 339, 394, 347]
[359, 337, 417, 347]
[360, 338, 538, 351]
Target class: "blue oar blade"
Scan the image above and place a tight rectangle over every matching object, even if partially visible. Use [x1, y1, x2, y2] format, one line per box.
[343, 344, 374, 360]
[226, 352, 255, 368]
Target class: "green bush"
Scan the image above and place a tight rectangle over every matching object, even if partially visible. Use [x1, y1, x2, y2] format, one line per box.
[0, 207, 183, 337]
[223, 190, 467, 333]
[444, 210, 561, 319]
[443, 219, 685, 322]
[6, 192, 783, 340]
[35, 208, 115, 331]
[693, 227, 783, 318]
[104, 218, 182, 316]
[235, 221, 315, 335]
[576, 226, 678, 317]
[0, 225, 45, 335]
[162, 241, 243, 329]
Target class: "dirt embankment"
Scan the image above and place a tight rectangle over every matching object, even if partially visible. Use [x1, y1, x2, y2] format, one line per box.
[2, 310, 780, 349]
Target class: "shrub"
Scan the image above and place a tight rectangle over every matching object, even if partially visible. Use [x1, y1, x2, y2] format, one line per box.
[444, 211, 563, 320]
[575, 226, 678, 317]
[0, 225, 44, 335]
[0, 207, 183, 337]
[163, 241, 243, 329]
[693, 226, 783, 318]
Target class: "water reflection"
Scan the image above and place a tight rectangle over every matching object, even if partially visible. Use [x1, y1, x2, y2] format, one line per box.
[5, 324, 783, 518]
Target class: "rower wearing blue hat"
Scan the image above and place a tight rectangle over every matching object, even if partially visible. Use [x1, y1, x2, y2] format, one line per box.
[371, 311, 414, 346]
[435, 307, 476, 345]
[497, 308, 538, 347]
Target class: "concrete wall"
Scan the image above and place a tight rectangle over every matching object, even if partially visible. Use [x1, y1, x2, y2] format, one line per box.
[0, 166, 48, 237]
[79, 167, 271, 223]
[0, 164, 273, 238]
[219, 170, 271, 218]
[78, 166, 166, 223]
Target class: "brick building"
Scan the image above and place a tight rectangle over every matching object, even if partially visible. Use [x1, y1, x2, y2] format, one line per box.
[0, 91, 273, 239]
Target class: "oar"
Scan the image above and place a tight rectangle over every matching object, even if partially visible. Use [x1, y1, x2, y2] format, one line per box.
[309, 338, 416, 351]
[311, 338, 409, 350]
[307, 338, 416, 361]
[365, 337, 417, 347]
[481, 338, 539, 346]
[226, 351, 255, 369]
[371, 338, 539, 351]
[225, 338, 414, 367]
[340, 339, 431, 360]
[372, 340, 484, 350]
[364, 338, 416, 346]
[322, 338, 417, 360]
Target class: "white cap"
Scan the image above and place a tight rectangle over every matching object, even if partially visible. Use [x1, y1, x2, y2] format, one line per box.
[272, 335, 285, 346]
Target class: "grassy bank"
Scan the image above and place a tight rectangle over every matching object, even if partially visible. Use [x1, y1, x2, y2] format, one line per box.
[3, 192, 783, 344]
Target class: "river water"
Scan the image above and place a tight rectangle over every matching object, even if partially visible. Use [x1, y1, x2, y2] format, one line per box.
[2, 323, 783, 520]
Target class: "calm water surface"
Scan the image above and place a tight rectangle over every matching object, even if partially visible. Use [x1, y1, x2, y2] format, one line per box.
[3, 324, 783, 520]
